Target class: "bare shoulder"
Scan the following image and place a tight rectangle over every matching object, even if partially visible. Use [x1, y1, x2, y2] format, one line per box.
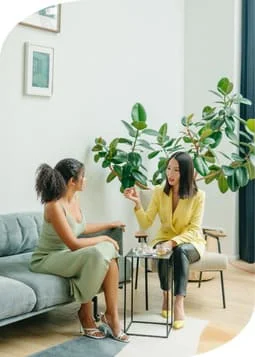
[45, 200, 64, 222]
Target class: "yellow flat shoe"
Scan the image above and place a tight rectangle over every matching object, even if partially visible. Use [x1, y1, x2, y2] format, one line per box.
[173, 320, 184, 329]
[161, 310, 171, 318]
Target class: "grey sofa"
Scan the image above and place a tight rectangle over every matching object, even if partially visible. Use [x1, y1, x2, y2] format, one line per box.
[0, 212, 129, 327]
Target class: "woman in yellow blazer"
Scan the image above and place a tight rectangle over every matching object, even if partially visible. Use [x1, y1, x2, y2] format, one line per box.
[124, 151, 206, 329]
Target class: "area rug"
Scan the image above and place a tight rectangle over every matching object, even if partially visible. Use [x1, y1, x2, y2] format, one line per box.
[116, 314, 208, 357]
[29, 337, 126, 357]
[29, 314, 208, 357]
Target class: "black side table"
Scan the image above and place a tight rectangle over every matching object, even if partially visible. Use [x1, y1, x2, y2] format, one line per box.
[124, 249, 173, 338]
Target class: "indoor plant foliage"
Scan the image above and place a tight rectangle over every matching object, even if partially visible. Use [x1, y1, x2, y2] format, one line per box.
[92, 103, 154, 192]
[92, 78, 255, 193]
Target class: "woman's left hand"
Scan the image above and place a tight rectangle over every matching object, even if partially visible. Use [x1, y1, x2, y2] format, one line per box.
[110, 221, 126, 231]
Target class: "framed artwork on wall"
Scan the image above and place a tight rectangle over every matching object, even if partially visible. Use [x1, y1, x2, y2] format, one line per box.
[24, 42, 54, 97]
[20, 5, 61, 33]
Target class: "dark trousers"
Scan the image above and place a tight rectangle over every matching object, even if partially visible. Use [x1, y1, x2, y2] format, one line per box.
[157, 243, 200, 296]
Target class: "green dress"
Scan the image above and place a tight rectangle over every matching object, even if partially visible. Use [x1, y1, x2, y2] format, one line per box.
[29, 210, 119, 303]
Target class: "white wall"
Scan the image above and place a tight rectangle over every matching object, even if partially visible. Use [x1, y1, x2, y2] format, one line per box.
[0, 0, 184, 253]
[184, 0, 242, 258]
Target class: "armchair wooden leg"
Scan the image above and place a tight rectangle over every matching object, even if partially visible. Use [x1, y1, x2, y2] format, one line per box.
[220, 271, 226, 308]
[198, 271, 203, 288]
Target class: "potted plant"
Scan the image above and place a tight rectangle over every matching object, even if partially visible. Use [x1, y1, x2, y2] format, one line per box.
[92, 78, 255, 193]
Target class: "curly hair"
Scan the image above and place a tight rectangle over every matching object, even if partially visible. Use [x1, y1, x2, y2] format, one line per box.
[35, 158, 84, 203]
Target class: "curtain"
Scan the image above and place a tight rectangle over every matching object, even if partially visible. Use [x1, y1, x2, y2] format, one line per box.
[239, 0, 255, 263]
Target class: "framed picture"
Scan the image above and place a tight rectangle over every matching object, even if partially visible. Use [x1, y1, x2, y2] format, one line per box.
[24, 42, 54, 97]
[20, 5, 61, 33]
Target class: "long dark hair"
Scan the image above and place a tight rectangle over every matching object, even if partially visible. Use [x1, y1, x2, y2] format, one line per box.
[35, 158, 84, 203]
[163, 151, 198, 198]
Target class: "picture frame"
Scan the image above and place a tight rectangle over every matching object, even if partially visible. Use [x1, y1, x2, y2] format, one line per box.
[24, 42, 54, 97]
[20, 5, 61, 33]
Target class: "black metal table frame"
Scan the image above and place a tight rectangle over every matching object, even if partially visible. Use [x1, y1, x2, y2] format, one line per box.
[124, 250, 174, 338]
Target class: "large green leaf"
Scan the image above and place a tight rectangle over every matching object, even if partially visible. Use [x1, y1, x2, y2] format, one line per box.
[250, 154, 255, 167]
[225, 116, 235, 132]
[217, 77, 233, 95]
[132, 121, 147, 130]
[227, 174, 240, 192]
[128, 152, 142, 167]
[204, 170, 219, 184]
[234, 94, 252, 105]
[102, 160, 111, 168]
[158, 157, 168, 170]
[202, 137, 215, 145]
[199, 127, 213, 140]
[246, 160, 255, 180]
[246, 118, 255, 133]
[113, 165, 122, 177]
[209, 164, 221, 171]
[210, 118, 224, 131]
[222, 165, 235, 176]
[94, 153, 100, 163]
[183, 136, 193, 143]
[92, 144, 103, 152]
[148, 150, 161, 159]
[239, 130, 253, 141]
[142, 128, 159, 136]
[109, 138, 119, 150]
[209, 89, 223, 99]
[106, 171, 117, 183]
[217, 174, 229, 193]
[111, 152, 128, 164]
[208, 131, 222, 148]
[159, 123, 168, 137]
[181, 116, 188, 127]
[118, 138, 133, 145]
[231, 153, 244, 162]
[121, 176, 136, 190]
[95, 137, 106, 145]
[202, 106, 216, 120]
[225, 127, 238, 142]
[232, 93, 252, 105]
[194, 155, 210, 176]
[235, 166, 249, 187]
[132, 170, 148, 186]
[163, 139, 175, 148]
[203, 150, 216, 163]
[121, 120, 137, 137]
[131, 102, 147, 123]
[137, 139, 154, 150]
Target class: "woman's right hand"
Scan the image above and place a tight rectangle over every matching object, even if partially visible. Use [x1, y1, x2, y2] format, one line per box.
[123, 187, 141, 205]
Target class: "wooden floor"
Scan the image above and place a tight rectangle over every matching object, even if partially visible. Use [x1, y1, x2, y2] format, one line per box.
[0, 261, 254, 357]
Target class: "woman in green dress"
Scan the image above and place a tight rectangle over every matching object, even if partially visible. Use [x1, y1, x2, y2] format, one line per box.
[30, 158, 129, 343]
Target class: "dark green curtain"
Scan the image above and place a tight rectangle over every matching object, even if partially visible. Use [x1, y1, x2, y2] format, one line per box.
[239, 0, 255, 263]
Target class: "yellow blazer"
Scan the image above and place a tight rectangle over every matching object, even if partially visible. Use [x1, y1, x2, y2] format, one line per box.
[135, 186, 206, 257]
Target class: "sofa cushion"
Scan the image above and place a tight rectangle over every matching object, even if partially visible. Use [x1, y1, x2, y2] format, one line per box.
[0, 276, 36, 320]
[0, 253, 73, 311]
[0, 212, 43, 257]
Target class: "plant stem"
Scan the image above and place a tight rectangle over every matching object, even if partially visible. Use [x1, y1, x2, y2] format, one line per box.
[131, 130, 139, 152]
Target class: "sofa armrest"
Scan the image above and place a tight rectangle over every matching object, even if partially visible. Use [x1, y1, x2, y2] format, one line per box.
[78, 227, 123, 255]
